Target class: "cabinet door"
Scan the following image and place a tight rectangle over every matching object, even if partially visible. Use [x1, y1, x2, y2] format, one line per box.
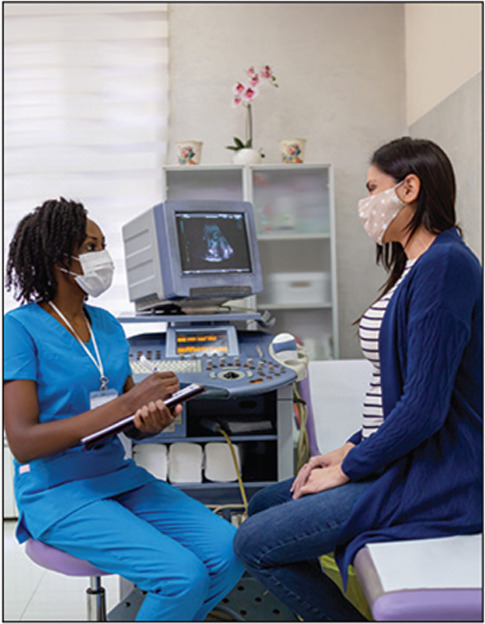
[249, 165, 338, 360]
[163, 166, 244, 201]
[250, 165, 331, 235]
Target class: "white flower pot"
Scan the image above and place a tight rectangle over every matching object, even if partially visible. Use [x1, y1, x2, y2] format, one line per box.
[232, 148, 262, 165]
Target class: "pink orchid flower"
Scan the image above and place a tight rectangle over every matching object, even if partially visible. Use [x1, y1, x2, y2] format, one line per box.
[244, 86, 259, 102]
[260, 65, 273, 79]
[233, 82, 246, 95]
[227, 64, 278, 154]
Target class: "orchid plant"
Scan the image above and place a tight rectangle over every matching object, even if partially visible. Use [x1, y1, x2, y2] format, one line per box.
[226, 65, 279, 155]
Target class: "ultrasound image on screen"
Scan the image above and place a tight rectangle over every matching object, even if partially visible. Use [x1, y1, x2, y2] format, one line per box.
[176, 212, 252, 274]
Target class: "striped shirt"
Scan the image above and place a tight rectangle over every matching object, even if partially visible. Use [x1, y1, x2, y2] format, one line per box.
[359, 259, 416, 439]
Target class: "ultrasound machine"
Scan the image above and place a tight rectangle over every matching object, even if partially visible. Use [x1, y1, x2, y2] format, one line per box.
[117, 197, 311, 498]
[107, 200, 308, 620]
[121, 198, 308, 403]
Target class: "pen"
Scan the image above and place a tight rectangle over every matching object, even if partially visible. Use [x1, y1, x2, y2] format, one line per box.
[139, 354, 158, 373]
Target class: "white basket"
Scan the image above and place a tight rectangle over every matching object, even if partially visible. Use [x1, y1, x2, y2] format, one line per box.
[265, 272, 331, 305]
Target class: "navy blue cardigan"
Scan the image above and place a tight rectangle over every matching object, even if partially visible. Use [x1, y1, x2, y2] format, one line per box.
[336, 228, 483, 586]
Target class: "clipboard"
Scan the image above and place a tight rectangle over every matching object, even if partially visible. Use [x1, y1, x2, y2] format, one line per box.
[81, 383, 205, 449]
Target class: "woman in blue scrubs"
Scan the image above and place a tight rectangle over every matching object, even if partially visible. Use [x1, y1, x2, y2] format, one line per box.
[4, 198, 244, 621]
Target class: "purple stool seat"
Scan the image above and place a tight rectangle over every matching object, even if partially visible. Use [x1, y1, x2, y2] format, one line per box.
[24, 539, 111, 621]
[25, 538, 109, 577]
[353, 534, 483, 622]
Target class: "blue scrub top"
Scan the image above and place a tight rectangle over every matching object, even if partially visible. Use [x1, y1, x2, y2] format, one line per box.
[4, 303, 154, 543]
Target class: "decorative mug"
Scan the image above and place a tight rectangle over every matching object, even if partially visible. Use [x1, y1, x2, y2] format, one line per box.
[279, 138, 306, 164]
[176, 141, 203, 165]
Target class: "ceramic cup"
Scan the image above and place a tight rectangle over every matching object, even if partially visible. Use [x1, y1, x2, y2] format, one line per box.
[176, 141, 203, 165]
[279, 139, 306, 164]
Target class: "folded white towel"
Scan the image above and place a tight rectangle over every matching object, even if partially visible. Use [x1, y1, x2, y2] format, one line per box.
[168, 442, 203, 483]
[133, 443, 168, 480]
[204, 442, 241, 482]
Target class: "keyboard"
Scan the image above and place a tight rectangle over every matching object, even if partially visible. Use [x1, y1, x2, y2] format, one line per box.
[130, 359, 203, 374]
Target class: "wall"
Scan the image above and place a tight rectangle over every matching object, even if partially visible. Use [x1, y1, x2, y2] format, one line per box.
[410, 73, 482, 258]
[405, 3, 482, 259]
[168, 2, 407, 358]
[405, 3, 482, 125]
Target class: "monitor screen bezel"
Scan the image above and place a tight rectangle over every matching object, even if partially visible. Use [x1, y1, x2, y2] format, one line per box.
[153, 199, 263, 301]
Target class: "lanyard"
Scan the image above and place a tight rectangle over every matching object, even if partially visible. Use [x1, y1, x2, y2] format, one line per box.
[49, 301, 108, 391]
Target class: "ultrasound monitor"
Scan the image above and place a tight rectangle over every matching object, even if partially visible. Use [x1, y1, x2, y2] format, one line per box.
[122, 200, 263, 311]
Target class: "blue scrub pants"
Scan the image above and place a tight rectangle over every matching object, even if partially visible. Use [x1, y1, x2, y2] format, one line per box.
[41, 480, 244, 621]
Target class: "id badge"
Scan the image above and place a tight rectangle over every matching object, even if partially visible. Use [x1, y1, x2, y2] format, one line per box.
[90, 388, 118, 410]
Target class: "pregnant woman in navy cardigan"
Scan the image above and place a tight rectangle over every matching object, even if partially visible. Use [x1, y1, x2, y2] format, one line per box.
[233, 137, 483, 621]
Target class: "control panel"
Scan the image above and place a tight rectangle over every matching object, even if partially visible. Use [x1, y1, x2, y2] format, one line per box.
[128, 326, 298, 398]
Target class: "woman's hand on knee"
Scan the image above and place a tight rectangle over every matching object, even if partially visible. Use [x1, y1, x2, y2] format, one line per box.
[290, 443, 355, 498]
[318, 443, 355, 468]
[292, 464, 350, 499]
[291, 454, 333, 498]
[291, 464, 309, 497]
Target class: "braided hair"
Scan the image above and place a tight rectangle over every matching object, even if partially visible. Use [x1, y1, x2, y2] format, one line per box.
[6, 198, 88, 304]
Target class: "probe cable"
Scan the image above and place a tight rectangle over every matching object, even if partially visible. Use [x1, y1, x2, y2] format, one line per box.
[293, 383, 310, 472]
[211, 426, 249, 521]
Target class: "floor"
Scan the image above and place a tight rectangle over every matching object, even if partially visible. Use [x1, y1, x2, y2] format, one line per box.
[3, 520, 121, 621]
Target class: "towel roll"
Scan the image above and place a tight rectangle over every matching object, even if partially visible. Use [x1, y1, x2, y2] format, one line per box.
[133, 443, 168, 480]
[168, 442, 203, 483]
[204, 442, 242, 482]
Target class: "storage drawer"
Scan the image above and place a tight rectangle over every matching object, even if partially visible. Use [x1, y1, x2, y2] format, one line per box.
[265, 272, 331, 305]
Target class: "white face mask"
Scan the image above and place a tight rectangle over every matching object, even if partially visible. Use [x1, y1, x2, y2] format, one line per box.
[62, 249, 115, 297]
[358, 183, 406, 245]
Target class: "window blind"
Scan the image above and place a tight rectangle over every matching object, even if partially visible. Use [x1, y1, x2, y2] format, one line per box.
[4, 2, 169, 316]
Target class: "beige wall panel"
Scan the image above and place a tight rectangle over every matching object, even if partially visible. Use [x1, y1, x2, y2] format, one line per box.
[405, 3, 482, 125]
[410, 73, 482, 260]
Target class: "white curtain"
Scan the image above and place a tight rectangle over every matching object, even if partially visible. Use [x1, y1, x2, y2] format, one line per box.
[4, 3, 170, 315]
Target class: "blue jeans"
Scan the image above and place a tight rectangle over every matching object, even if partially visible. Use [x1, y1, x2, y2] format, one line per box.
[42, 480, 244, 621]
[233, 477, 373, 621]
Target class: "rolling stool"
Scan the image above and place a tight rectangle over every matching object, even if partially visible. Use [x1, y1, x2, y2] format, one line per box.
[25, 539, 112, 621]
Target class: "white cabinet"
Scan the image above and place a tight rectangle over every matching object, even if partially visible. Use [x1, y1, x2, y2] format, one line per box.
[4, 441, 18, 519]
[162, 164, 338, 360]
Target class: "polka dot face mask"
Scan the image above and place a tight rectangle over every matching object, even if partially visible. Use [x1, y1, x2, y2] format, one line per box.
[358, 182, 405, 245]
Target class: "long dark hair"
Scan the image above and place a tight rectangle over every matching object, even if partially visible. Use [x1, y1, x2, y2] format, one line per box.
[371, 137, 459, 295]
[6, 198, 87, 304]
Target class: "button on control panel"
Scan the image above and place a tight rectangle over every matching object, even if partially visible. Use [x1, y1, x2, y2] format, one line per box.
[128, 329, 298, 398]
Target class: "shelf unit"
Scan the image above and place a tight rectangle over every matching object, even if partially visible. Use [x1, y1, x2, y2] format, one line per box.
[130, 384, 294, 509]
[162, 164, 339, 360]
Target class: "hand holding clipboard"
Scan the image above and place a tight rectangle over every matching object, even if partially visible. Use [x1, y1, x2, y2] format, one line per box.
[81, 383, 205, 449]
